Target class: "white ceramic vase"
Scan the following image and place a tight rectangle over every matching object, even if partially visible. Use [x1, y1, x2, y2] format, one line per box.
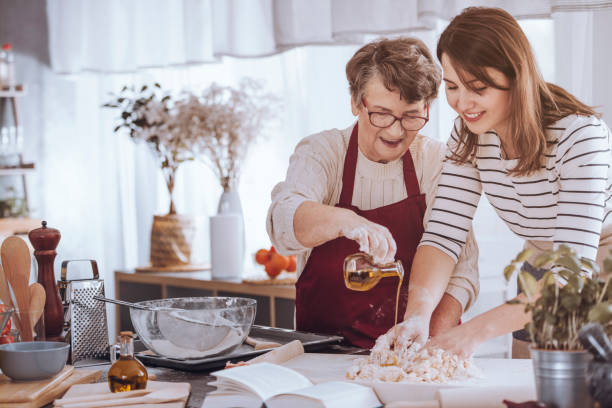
[210, 188, 245, 280]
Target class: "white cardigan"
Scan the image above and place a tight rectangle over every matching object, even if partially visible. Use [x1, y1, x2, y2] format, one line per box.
[266, 124, 480, 311]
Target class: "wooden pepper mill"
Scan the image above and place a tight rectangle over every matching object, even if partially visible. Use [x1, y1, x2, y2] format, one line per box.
[28, 221, 64, 341]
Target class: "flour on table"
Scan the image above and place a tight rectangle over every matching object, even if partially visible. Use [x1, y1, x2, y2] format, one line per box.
[346, 334, 482, 383]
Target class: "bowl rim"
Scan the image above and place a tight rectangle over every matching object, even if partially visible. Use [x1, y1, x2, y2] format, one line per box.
[0, 341, 70, 352]
[135, 296, 257, 310]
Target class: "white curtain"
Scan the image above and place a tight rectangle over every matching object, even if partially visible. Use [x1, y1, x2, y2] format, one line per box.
[47, 0, 612, 73]
[41, 0, 612, 350]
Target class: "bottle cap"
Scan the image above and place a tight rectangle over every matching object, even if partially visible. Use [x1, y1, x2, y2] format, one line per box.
[2, 43, 11, 51]
[119, 331, 134, 337]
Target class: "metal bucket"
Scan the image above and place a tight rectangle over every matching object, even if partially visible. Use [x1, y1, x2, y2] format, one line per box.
[530, 347, 593, 408]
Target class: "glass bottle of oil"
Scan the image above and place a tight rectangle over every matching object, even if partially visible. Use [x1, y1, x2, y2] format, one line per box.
[343, 252, 404, 291]
[108, 331, 148, 393]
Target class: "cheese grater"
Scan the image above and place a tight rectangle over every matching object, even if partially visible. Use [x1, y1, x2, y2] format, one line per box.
[58, 259, 109, 364]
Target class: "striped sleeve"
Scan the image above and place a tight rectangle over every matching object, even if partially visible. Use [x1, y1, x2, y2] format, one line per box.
[554, 117, 611, 261]
[419, 120, 482, 262]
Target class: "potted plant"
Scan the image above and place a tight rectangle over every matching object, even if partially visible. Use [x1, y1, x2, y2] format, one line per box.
[104, 80, 277, 270]
[504, 245, 612, 408]
[104, 84, 200, 268]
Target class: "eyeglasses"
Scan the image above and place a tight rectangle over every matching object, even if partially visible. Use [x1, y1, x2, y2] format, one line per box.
[362, 98, 429, 131]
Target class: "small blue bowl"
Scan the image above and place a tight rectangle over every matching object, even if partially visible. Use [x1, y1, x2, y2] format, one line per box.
[0, 341, 69, 380]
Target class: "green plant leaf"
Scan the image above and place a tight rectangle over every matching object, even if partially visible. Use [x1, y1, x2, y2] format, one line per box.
[514, 248, 534, 264]
[581, 258, 600, 275]
[542, 271, 556, 287]
[518, 270, 538, 300]
[557, 255, 582, 273]
[567, 274, 584, 293]
[560, 293, 581, 311]
[588, 302, 612, 324]
[558, 269, 572, 283]
[503, 265, 516, 281]
[533, 252, 555, 268]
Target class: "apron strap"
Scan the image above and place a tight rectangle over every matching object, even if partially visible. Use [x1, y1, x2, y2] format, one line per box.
[402, 149, 421, 197]
[339, 123, 422, 206]
[339, 124, 359, 206]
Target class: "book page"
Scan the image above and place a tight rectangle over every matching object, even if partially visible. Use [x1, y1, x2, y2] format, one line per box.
[212, 362, 313, 401]
[266, 381, 381, 408]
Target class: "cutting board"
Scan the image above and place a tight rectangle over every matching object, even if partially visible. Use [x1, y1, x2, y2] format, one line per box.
[0, 366, 101, 408]
[281, 353, 536, 404]
[61, 381, 190, 408]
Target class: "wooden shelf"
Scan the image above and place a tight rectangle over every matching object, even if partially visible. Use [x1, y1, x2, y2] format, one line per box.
[0, 84, 26, 98]
[0, 217, 41, 235]
[0, 165, 35, 176]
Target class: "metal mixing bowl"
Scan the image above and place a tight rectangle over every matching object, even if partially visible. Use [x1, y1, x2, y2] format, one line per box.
[129, 297, 256, 360]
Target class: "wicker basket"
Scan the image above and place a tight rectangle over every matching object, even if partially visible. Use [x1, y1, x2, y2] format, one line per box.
[149, 214, 198, 267]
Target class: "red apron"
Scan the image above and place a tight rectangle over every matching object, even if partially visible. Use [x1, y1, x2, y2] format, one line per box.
[295, 124, 426, 348]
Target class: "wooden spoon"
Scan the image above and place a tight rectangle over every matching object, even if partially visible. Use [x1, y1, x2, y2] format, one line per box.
[1, 236, 32, 341]
[29, 282, 46, 331]
[0, 262, 22, 333]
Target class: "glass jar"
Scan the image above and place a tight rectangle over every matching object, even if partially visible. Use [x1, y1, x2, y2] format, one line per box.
[108, 331, 148, 392]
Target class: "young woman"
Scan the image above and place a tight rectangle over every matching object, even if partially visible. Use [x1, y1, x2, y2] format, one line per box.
[390, 7, 611, 357]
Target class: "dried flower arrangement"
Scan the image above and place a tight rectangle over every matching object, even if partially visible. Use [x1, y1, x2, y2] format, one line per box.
[504, 245, 612, 350]
[104, 83, 192, 215]
[103, 79, 277, 212]
[186, 78, 278, 191]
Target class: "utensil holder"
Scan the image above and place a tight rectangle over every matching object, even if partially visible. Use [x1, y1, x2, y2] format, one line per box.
[58, 259, 109, 364]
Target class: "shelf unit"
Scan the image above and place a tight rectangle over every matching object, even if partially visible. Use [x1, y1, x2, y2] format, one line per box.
[0, 84, 36, 224]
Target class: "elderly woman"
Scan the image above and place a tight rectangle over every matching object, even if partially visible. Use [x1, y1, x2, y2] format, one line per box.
[266, 37, 479, 348]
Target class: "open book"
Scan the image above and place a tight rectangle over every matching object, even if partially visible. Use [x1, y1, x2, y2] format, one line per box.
[201, 362, 381, 408]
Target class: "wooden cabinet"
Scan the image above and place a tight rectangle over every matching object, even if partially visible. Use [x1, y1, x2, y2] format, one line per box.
[114, 270, 296, 334]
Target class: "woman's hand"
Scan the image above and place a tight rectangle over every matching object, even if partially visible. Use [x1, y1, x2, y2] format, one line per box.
[428, 322, 481, 359]
[380, 315, 430, 352]
[293, 203, 396, 261]
[340, 212, 396, 264]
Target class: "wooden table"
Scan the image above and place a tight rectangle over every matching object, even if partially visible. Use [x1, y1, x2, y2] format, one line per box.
[114, 270, 296, 333]
[42, 343, 363, 408]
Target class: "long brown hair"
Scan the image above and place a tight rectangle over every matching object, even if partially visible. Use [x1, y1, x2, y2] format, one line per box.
[437, 7, 599, 175]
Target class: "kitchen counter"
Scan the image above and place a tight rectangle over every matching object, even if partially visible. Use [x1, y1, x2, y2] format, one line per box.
[53, 344, 365, 408]
[61, 364, 217, 408]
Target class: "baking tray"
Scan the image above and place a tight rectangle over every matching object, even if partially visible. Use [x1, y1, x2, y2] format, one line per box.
[135, 325, 343, 372]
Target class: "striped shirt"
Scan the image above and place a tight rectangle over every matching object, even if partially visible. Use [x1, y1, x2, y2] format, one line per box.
[420, 114, 612, 263]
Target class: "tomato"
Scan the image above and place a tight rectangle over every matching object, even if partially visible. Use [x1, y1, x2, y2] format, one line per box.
[0, 335, 14, 344]
[255, 249, 270, 265]
[0, 304, 11, 336]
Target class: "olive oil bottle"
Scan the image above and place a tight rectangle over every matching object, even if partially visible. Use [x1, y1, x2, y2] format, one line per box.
[108, 331, 148, 392]
[343, 252, 404, 291]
